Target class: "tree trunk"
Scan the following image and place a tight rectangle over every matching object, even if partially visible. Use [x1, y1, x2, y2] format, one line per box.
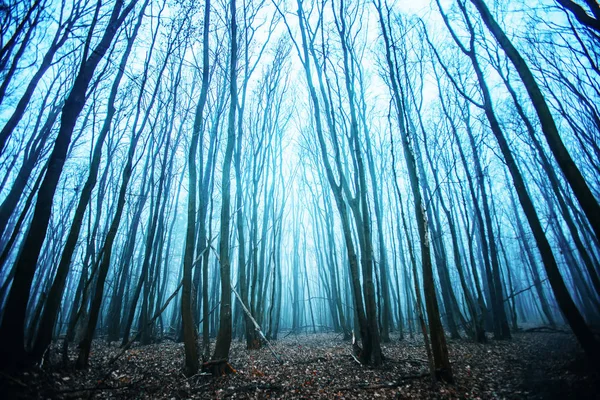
[469, 0, 600, 243]
[0, 0, 136, 366]
[30, 8, 145, 359]
[211, 0, 237, 367]
[375, 0, 453, 382]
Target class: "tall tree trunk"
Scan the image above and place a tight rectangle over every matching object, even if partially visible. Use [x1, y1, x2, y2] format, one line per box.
[30, 7, 145, 359]
[375, 0, 453, 382]
[469, 0, 600, 243]
[211, 0, 237, 366]
[0, 0, 137, 366]
[445, 0, 600, 361]
[181, 0, 211, 376]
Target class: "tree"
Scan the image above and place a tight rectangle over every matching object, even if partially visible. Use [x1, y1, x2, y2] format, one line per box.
[437, 0, 600, 361]
[30, 1, 147, 361]
[181, 0, 211, 377]
[469, 0, 600, 244]
[210, 0, 238, 371]
[555, 0, 600, 34]
[0, 0, 137, 367]
[374, 0, 453, 381]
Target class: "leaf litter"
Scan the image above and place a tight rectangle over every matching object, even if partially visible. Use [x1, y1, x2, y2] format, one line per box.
[1, 331, 598, 399]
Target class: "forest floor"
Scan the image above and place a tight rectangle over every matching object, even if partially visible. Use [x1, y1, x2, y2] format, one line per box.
[1, 329, 599, 399]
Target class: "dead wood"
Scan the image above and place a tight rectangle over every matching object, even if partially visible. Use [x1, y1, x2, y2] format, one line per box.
[523, 326, 570, 334]
[387, 358, 428, 365]
[230, 284, 284, 364]
[0, 371, 27, 387]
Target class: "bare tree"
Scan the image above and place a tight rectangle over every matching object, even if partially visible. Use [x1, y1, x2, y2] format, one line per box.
[0, 0, 137, 367]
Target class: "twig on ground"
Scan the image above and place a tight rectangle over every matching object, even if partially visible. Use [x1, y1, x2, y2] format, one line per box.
[0, 371, 27, 387]
[349, 352, 362, 366]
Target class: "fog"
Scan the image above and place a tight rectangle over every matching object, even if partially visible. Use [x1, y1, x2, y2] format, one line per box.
[0, 0, 599, 392]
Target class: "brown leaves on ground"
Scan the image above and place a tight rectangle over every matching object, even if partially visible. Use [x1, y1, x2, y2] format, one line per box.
[1, 331, 598, 399]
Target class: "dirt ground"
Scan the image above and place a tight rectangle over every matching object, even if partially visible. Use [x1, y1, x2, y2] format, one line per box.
[1, 330, 599, 399]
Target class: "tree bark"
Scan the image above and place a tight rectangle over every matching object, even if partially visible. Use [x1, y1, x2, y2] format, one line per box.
[211, 0, 237, 365]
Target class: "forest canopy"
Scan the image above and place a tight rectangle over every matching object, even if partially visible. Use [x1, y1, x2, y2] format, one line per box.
[0, 0, 599, 397]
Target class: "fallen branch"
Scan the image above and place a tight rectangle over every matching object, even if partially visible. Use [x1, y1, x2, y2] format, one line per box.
[231, 285, 283, 364]
[387, 358, 427, 365]
[282, 329, 296, 339]
[0, 371, 27, 388]
[349, 352, 362, 366]
[350, 331, 363, 366]
[522, 326, 570, 334]
[209, 244, 283, 365]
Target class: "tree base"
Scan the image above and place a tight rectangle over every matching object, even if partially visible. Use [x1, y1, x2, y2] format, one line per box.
[202, 359, 236, 376]
[247, 338, 261, 350]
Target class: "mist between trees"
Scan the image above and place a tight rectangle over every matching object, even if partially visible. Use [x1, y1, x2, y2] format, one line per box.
[0, 0, 599, 383]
